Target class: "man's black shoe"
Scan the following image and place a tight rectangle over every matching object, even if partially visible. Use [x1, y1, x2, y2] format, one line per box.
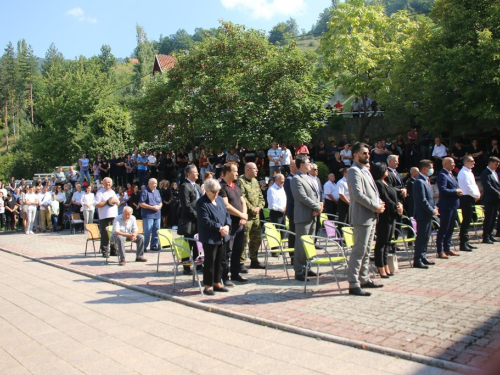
[294, 274, 308, 282]
[250, 260, 266, 269]
[214, 286, 229, 292]
[465, 242, 478, 249]
[360, 280, 383, 289]
[231, 275, 248, 283]
[240, 264, 249, 273]
[482, 238, 494, 244]
[489, 236, 498, 242]
[422, 258, 435, 265]
[306, 270, 318, 277]
[349, 287, 371, 296]
[413, 262, 429, 269]
[460, 244, 473, 251]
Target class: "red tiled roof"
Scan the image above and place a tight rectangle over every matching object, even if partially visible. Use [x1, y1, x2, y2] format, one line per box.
[129, 58, 139, 64]
[153, 54, 177, 74]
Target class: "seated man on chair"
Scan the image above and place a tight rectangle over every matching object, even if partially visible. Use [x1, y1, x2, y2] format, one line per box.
[112, 206, 147, 266]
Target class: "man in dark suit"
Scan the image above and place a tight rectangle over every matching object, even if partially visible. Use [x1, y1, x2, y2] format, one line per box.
[413, 159, 439, 269]
[284, 160, 297, 249]
[480, 157, 500, 244]
[310, 163, 323, 236]
[405, 167, 419, 217]
[179, 164, 201, 275]
[387, 155, 407, 201]
[435, 157, 462, 258]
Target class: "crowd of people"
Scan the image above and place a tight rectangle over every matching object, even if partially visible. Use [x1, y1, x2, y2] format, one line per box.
[1, 128, 500, 297]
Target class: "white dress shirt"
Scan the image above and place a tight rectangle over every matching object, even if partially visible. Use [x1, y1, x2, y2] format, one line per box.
[323, 180, 338, 202]
[337, 177, 350, 200]
[457, 167, 480, 198]
[432, 144, 448, 158]
[267, 183, 287, 213]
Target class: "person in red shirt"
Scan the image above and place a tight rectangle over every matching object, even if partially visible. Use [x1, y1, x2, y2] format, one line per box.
[333, 99, 344, 113]
[295, 141, 309, 156]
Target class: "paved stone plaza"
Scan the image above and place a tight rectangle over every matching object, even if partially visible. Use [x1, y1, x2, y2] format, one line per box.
[1, 229, 499, 373]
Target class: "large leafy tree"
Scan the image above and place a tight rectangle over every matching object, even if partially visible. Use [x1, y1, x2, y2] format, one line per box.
[319, 0, 418, 139]
[133, 22, 327, 150]
[131, 25, 155, 94]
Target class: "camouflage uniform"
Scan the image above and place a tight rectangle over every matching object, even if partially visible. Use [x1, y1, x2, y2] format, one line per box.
[238, 175, 265, 262]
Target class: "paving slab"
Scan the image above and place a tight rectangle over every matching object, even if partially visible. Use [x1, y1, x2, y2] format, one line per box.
[1, 229, 497, 373]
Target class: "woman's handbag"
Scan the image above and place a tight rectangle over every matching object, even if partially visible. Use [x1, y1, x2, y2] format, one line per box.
[177, 218, 194, 236]
[388, 254, 399, 274]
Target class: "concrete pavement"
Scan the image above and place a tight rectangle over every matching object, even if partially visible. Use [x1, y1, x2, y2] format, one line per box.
[0, 250, 459, 375]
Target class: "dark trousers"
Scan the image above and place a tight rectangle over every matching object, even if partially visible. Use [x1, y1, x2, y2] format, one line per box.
[116, 173, 126, 188]
[286, 214, 295, 249]
[6, 213, 15, 230]
[227, 223, 245, 279]
[374, 220, 393, 267]
[126, 173, 134, 185]
[270, 210, 285, 226]
[324, 199, 337, 216]
[483, 202, 499, 238]
[99, 217, 115, 251]
[202, 243, 224, 286]
[51, 214, 58, 233]
[459, 195, 474, 244]
[338, 200, 349, 225]
[414, 218, 432, 263]
[138, 170, 148, 188]
[436, 208, 457, 252]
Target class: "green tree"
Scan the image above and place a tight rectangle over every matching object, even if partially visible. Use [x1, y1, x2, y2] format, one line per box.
[0, 42, 17, 151]
[97, 45, 116, 74]
[268, 22, 292, 45]
[133, 22, 327, 150]
[131, 25, 155, 94]
[319, 0, 418, 139]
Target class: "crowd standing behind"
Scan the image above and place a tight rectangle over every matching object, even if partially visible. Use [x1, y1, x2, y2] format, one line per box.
[1, 129, 500, 296]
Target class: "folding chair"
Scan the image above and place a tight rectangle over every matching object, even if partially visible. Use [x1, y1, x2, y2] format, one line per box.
[85, 223, 100, 257]
[341, 226, 376, 275]
[129, 219, 145, 250]
[262, 222, 295, 280]
[156, 229, 174, 272]
[471, 206, 485, 243]
[172, 237, 204, 296]
[323, 220, 348, 247]
[301, 235, 347, 294]
[70, 213, 84, 234]
[391, 223, 417, 268]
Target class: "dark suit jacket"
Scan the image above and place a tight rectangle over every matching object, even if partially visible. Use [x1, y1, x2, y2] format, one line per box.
[413, 173, 436, 221]
[405, 176, 416, 216]
[436, 169, 460, 210]
[480, 168, 500, 203]
[375, 180, 398, 222]
[284, 173, 295, 217]
[387, 168, 404, 200]
[313, 175, 324, 202]
[179, 179, 201, 221]
[196, 195, 231, 244]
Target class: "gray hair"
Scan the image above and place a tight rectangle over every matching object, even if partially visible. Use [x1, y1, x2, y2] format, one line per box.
[203, 178, 221, 193]
[387, 154, 399, 163]
[185, 164, 197, 176]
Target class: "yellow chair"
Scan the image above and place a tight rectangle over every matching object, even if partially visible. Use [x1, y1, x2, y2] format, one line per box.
[390, 223, 416, 268]
[156, 229, 174, 272]
[105, 225, 115, 262]
[136, 219, 144, 234]
[301, 235, 347, 294]
[70, 213, 84, 234]
[470, 206, 485, 243]
[172, 237, 203, 295]
[341, 226, 376, 275]
[85, 223, 100, 257]
[263, 223, 295, 280]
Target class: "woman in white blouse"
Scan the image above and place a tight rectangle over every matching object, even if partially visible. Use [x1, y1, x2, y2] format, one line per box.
[23, 186, 38, 235]
[81, 185, 95, 232]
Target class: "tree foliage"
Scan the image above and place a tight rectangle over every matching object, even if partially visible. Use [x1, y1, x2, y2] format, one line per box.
[133, 22, 327, 150]
[319, 0, 418, 138]
[132, 24, 155, 94]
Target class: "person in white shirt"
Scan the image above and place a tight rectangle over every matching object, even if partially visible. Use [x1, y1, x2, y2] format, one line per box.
[457, 156, 481, 250]
[268, 142, 283, 178]
[280, 142, 292, 175]
[323, 173, 338, 215]
[112, 206, 146, 266]
[39, 186, 52, 232]
[267, 174, 287, 226]
[23, 186, 38, 234]
[432, 137, 448, 171]
[49, 193, 60, 233]
[340, 144, 353, 166]
[95, 177, 119, 257]
[337, 167, 350, 224]
[81, 185, 95, 232]
[71, 184, 84, 214]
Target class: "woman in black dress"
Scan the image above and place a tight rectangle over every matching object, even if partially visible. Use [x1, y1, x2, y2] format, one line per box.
[372, 163, 403, 278]
[99, 156, 110, 182]
[130, 184, 141, 219]
[169, 182, 180, 227]
[160, 180, 171, 228]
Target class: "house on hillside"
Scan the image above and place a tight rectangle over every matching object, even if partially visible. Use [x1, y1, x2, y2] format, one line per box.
[152, 54, 176, 75]
[129, 58, 139, 64]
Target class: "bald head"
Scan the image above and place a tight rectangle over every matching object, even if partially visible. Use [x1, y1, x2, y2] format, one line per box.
[274, 173, 285, 187]
[410, 167, 420, 178]
[290, 160, 297, 174]
[245, 163, 258, 179]
[443, 157, 455, 172]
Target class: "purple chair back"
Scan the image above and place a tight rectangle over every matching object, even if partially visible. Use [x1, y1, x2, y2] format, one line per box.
[194, 234, 204, 257]
[324, 221, 342, 240]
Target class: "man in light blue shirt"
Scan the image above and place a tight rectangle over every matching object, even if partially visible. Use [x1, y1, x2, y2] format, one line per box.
[136, 151, 149, 188]
[139, 178, 162, 251]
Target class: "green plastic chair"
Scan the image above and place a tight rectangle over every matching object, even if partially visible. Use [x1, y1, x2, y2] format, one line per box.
[263, 222, 295, 280]
[156, 229, 174, 272]
[172, 237, 203, 296]
[301, 235, 347, 294]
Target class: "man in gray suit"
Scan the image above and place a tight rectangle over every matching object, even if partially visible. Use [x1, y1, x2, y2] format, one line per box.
[291, 155, 323, 281]
[347, 143, 386, 296]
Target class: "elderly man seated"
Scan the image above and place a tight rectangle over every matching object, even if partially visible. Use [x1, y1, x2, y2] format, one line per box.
[112, 206, 147, 266]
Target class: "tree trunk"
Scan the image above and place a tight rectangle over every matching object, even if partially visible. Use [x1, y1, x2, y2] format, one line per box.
[30, 82, 34, 123]
[4, 101, 8, 152]
[12, 98, 16, 141]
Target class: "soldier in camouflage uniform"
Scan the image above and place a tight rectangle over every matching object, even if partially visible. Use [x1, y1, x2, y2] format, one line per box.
[238, 162, 266, 269]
